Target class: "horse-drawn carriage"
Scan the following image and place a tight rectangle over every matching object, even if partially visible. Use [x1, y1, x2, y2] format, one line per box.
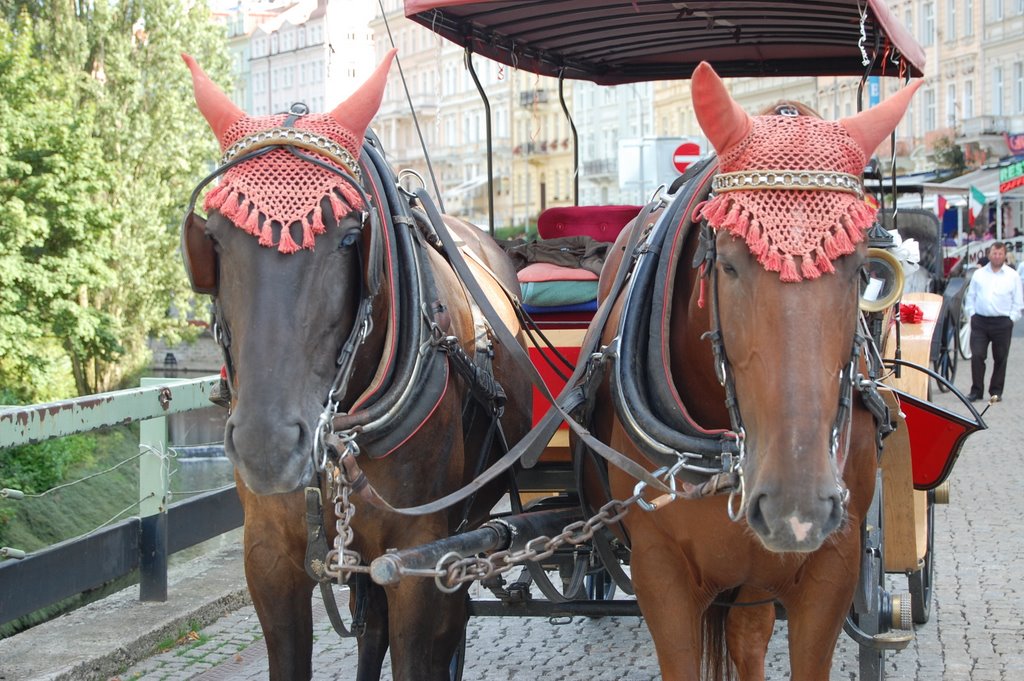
[179, 2, 986, 680]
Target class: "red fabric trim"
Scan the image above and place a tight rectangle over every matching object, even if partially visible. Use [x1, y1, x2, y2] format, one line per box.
[350, 168, 398, 412]
[376, 363, 450, 458]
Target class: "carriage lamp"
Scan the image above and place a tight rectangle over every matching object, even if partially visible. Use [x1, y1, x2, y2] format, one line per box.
[859, 248, 905, 312]
[866, 220, 896, 249]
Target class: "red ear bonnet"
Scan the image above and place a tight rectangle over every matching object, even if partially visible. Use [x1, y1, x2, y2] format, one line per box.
[691, 61, 920, 282]
[184, 51, 397, 254]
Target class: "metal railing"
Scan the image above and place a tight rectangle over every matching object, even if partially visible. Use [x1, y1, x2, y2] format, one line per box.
[0, 376, 242, 627]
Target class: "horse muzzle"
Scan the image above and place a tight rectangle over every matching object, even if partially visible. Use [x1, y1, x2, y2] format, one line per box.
[744, 475, 847, 553]
[224, 415, 315, 495]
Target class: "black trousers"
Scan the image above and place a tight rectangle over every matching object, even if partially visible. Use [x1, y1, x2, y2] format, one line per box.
[969, 314, 1014, 396]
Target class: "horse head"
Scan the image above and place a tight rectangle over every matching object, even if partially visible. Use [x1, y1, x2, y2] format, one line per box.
[182, 51, 396, 495]
[691, 62, 919, 551]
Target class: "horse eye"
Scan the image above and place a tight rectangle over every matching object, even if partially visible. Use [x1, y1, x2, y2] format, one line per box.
[338, 231, 360, 249]
[720, 261, 738, 276]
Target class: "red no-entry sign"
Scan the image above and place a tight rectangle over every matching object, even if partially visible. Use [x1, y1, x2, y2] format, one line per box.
[672, 141, 703, 173]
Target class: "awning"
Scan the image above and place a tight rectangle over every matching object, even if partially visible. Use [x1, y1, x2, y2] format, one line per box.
[404, 0, 925, 83]
[443, 176, 489, 198]
[922, 166, 1018, 203]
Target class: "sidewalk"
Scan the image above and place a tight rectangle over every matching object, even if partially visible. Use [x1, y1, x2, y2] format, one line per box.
[0, 543, 250, 681]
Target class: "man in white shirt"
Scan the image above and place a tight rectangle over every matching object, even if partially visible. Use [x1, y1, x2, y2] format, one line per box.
[964, 242, 1024, 401]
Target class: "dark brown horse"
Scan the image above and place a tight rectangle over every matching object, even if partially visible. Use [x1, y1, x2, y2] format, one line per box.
[589, 63, 920, 680]
[180, 52, 531, 680]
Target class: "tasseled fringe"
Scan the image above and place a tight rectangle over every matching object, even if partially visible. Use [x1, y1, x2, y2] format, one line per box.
[692, 200, 709, 223]
[278, 223, 300, 254]
[259, 220, 274, 248]
[328, 190, 348, 223]
[698, 196, 732, 226]
[203, 182, 232, 212]
[764, 249, 783, 273]
[304, 204, 326, 248]
[779, 255, 801, 283]
[746, 222, 767, 258]
[301, 219, 316, 250]
[203, 179, 359, 254]
[815, 248, 836, 275]
[848, 199, 877, 229]
[242, 205, 261, 236]
[824, 227, 854, 259]
[221, 195, 248, 224]
[800, 254, 822, 280]
[721, 204, 749, 238]
[336, 182, 363, 213]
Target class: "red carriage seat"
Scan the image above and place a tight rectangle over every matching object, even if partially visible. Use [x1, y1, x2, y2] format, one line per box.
[536, 205, 641, 243]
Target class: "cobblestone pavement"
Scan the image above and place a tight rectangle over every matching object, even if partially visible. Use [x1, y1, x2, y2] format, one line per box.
[119, 323, 1024, 681]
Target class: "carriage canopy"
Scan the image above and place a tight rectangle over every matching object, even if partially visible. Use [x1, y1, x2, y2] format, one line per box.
[404, 0, 924, 83]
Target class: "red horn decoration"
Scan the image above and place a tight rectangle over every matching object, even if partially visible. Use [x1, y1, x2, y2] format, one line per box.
[840, 80, 923, 159]
[328, 49, 398, 149]
[182, 53, 244, 142]
[691, 61, 752, 156]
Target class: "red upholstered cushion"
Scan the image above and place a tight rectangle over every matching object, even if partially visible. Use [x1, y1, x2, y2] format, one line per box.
[537, 205, 641, 243]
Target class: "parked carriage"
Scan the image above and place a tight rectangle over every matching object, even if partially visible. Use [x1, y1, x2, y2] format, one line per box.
[181, 2, 988, 680]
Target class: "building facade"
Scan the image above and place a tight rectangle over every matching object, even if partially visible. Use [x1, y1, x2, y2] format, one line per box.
[216, 1, 1024, 221]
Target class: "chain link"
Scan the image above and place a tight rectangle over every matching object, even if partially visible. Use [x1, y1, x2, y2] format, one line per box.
[323, 460, 369, 582]
[432, 495, 638, 593]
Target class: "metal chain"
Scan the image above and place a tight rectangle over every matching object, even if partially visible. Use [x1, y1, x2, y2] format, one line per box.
[431, 494, 641, 594]
[324, 460, 370, 582]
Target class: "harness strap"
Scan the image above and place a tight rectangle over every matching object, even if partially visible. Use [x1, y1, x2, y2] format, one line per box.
[304, 486, 366, 638]
[323, 192, 678, 517]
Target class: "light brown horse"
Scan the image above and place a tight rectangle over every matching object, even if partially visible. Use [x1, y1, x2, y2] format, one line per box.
[590, 63, 920, 680]
[181, 53, 531, 680]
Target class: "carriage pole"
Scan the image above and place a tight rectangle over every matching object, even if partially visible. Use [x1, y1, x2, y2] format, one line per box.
[465, 47, 495, 235]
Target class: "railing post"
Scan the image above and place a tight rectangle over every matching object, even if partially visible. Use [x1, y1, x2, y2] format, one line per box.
[138, 377, 172, 601]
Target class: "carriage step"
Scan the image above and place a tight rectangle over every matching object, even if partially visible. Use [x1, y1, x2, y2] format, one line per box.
[842, 617, 914, 651]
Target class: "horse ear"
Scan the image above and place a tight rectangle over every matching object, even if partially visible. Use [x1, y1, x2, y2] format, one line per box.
[840, 80, 923, 159]
[182, 53, 245, 142]
[691, 61, 752, 155]
[328, 49, 397, 151]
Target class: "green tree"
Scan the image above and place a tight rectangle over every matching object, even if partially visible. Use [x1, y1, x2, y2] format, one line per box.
[0, 2, 229, 401]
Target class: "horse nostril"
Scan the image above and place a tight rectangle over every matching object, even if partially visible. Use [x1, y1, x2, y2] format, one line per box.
[746, 494, 770, 537]
[825, 490, 846, 529]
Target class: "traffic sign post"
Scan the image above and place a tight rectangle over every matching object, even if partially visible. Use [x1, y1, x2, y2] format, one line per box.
[672, 141, 703, 173]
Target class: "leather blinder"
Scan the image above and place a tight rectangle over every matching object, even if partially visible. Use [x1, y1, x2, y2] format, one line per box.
[182, 211, 218, 295]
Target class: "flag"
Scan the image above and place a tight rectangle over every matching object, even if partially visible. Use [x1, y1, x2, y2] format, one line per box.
[969, 185, 986, 227]
[937, 195, 947, 219]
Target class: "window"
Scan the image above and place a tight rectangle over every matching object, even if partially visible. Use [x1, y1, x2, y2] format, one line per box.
[947, 83, 958, 126]
[924, 88, 937, 130]
[992, 0, 1004, 20]
[947, 0, 957, 40]
[966, 0, 975, 33]
[993, 66, 1004, 115]
[922, 2, 935, 46]
[964, 79, 975, 118]
[1015, 62, 1024, 113]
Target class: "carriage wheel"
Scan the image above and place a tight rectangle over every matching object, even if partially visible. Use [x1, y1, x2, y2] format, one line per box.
[855, 471, 887, 681]
[449, 630, 466, 681]
[585, 567, 617, 601]
[581, 567, 618, 619]
[907, 491, 936, 624]
[933, 314, 958, 392]
[957, 296, 972, 360]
